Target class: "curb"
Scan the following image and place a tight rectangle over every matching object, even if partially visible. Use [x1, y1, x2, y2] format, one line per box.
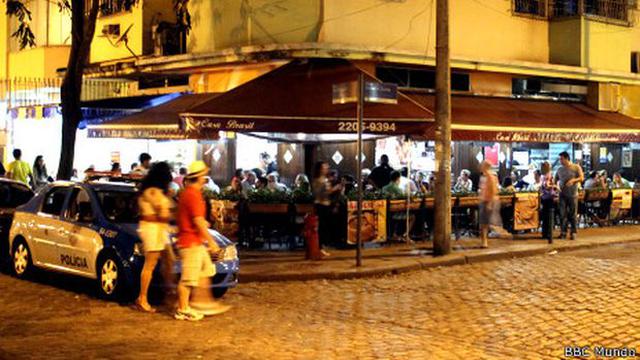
[239, 237, 640, 283]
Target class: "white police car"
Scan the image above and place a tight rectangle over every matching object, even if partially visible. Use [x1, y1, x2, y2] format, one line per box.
[9, 181, 239, 299]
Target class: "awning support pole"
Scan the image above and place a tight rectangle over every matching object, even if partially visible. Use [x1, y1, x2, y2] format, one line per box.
[356, 73, 364, 267]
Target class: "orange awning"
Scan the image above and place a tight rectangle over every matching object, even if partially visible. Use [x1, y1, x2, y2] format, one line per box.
[410, 94, 640, 143]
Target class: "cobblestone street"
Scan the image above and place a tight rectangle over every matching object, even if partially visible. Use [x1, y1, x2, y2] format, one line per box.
[2, 243, 640, 359]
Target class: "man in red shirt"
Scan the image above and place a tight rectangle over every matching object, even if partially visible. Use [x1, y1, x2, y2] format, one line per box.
[175, 161, 230, 321]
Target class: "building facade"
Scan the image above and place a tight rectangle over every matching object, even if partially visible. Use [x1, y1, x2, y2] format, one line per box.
[5, 0, 640, 182]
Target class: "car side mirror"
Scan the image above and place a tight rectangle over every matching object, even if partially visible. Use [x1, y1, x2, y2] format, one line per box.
[78, 202, 93, 223]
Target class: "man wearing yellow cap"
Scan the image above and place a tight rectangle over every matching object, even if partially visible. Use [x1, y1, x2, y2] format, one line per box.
[174, 161, 230, 321]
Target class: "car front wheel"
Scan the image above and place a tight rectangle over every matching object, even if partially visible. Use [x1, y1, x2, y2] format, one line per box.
[97, 253, 125, 300]
[212, 287, 228, 298]
[12, 239, 33, 278]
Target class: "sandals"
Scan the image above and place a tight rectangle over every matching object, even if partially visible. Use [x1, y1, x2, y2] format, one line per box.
[134, 300, 157, 313]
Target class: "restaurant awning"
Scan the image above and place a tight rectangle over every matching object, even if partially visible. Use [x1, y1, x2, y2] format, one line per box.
[86, 93, 219, 139]
[179, 59, 434, 138]
[80, 94, 180, 128]
[410, 94, 640, 143]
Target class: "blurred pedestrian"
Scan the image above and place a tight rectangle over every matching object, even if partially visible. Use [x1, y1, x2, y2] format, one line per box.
[479, 161, 499, 248]
[555, 151, 584, 240]
[175, 161, 230, 321]
[32, 155, 50, 190]
[7, 149, 33, 187]
[312, 161, 342, 255]
[135, 162, 175, 313]
[540, 161, 557, 242]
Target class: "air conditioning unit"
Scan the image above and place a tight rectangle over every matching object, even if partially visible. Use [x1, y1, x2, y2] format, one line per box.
[588, 83, 621, 112]
[102, 24, 120, 37]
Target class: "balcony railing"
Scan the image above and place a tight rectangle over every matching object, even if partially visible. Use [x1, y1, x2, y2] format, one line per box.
[97, 0, 136, 16]
[550, 0, 630, 22]
[514, 0, 547, 17]
[1, 78, 134, 109]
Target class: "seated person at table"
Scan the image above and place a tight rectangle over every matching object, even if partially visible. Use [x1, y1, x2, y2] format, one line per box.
[527, 170, 543, 191]
[294, 174, 311, 193]
[256, 176, 268, 190]
[598, 170, 613, 188]
[612, 172, 631, 189]
[383, 171, 415, 241]
[453, 169, 473, 193]
[383, 171, 405, 198]
[266, 172, 288, 192]
[501, 177, 516, 193]
[225, 176, 243, 196]
[583, 171, 601, 190]
[511, 171, 529, 190]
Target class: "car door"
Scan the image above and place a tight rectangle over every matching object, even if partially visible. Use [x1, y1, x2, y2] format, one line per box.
[57, 187, 102, 278]
[31, 186, 71, 267]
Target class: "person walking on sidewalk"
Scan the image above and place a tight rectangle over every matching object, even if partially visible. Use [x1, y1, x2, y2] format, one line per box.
[540, 161, 558, 243]
[7, 149, 33, 187]
[479, 161, 499, 248]
[175, 161, 230, 321]
[555, 152, 584, 240]
[135, 162, 175, 313]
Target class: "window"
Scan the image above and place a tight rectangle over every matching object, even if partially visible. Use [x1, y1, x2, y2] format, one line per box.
[98, 0, 136, 16]
[551, 0, 629, 22]
[41, 187, 70, 216]
[0, 183, 33, 208]
[96, 190, 138, 223]
[514, 0, 546, 17]
[376, 66, 470, 92]
[632, 52, 640, 73]
[66, 188, 94, 223]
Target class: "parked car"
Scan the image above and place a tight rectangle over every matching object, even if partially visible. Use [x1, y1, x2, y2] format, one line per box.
[9, 181, 239, 299]
[0, 179, 34, 271]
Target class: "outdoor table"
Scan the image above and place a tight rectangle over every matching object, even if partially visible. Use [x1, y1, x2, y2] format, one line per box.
[386, 198, 427, 241]
[241, 202, 295, 249]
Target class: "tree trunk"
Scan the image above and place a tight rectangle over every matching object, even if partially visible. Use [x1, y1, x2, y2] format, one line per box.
[56, 0, 100, 180]
[433, 0, 451, 256]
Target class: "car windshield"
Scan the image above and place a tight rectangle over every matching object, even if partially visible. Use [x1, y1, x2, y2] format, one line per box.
[95, 190, 139, 223]
[0, 183, 32, 208]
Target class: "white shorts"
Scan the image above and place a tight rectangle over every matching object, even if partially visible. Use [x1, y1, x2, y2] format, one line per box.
[138, 222, 169, 253]
[179, 246, 216, 287]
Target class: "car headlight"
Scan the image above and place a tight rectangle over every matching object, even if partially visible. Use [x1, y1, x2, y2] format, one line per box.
[222, 244, 238, 261]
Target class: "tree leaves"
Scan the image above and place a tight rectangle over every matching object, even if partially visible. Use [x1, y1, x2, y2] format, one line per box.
[5, 0, 35, 49]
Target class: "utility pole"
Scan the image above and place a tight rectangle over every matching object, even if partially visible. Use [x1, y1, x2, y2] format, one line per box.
[433, 0, 452, 256]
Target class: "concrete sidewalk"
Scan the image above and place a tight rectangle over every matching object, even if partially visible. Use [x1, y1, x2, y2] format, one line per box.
[239, 225, 640, 282]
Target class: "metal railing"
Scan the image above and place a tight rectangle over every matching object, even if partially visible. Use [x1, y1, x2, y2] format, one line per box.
[1, 78, 134, 109]
[550, 0, 630, 22]
[514, 0, 547, 17]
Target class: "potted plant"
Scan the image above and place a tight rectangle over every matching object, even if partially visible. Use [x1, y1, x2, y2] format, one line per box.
[292, 188, 314, 214]
[247, 189, 291, 213]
